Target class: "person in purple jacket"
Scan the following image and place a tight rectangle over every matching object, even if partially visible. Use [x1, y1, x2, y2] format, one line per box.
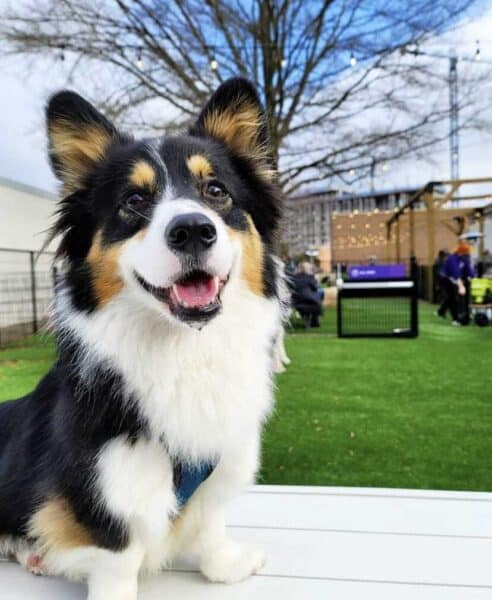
[437, 242, 475, 325]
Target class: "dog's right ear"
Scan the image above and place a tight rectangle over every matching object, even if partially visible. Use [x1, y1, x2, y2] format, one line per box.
[46, 91, 124, 194]
[190, 78, 274, 181]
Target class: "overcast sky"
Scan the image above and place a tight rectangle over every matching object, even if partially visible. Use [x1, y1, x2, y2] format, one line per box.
[1, 5, 492, 197]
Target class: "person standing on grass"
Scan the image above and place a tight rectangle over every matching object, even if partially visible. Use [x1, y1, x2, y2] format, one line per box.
[434, 250, 449, 304]
[292, 262, 323, 328]
[437, 242, 475, 326]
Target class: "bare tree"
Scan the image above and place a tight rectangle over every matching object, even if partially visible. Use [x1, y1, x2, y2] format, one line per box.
[0, 0, 488, 193]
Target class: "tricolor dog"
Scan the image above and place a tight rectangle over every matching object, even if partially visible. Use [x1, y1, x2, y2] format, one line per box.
[0, 78, 286, 599]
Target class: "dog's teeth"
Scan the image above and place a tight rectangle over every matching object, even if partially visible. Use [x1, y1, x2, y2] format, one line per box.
[172, 284, 189, 307]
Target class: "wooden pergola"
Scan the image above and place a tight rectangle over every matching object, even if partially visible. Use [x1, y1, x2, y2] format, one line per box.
[386, 178, 492, 294]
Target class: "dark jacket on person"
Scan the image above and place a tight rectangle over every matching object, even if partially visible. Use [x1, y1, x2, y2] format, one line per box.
[292, 273, 322, 310]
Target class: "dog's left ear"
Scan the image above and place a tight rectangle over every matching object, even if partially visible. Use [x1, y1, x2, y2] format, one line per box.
[190, 78, 274, 179]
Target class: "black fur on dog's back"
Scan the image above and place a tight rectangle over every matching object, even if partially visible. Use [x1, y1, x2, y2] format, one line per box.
[0, 344, 146, 550]
[0, 375, 56, 535]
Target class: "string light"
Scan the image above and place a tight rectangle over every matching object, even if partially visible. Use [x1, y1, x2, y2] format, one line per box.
[210, 58, 218, 71]
[136, 49, 144, 70]
[475, 40, 481, 62]
[350, 53, 357, 67]
[382, 163, 389, 172]
[280, 57, 287, 68]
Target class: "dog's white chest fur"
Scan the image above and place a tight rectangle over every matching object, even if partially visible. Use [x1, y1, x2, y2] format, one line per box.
[138, 302, 277, 459]
[97, 437, 177, 548]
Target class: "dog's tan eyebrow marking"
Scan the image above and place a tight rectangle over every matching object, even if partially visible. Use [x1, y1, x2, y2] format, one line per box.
[129, 160, 157, 188]
[187, 154, 213, 179]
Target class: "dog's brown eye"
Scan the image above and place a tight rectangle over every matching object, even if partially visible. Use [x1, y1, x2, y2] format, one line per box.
[126, 193, 145, 208]
[119, 193, 149, 222]
[203, 181, 229, 202]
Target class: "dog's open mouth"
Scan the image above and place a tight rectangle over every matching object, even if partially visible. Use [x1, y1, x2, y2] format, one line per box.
[135, 269, 227, 322]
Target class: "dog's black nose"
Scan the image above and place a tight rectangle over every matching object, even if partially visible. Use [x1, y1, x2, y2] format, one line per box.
[166, 213, 217, 254]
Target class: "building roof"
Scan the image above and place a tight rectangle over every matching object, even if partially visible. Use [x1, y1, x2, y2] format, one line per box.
[331, 185, 421, 202]
[290, 185, 341, 199]
[0, 175, 56, 201]
[290, 185, 421, 203]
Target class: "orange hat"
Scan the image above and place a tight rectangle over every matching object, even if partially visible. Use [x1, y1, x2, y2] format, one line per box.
[454, 242, 471, 255]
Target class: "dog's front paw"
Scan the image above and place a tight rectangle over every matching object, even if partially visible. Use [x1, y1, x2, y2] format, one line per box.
[16, 551, 48, 577]
[201, 541, 265, 584]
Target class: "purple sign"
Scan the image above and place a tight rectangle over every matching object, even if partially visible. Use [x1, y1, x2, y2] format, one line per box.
[349, 264, 406, 280]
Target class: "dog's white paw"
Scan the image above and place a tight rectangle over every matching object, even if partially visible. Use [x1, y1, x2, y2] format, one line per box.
[201, 541, 265, 584]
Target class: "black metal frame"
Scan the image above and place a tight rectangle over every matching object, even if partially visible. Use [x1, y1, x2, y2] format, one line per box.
[337, 279, 419, 338]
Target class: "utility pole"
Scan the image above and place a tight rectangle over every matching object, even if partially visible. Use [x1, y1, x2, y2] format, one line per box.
[402, 42, 489, 181]
[370, 157, 376, 191]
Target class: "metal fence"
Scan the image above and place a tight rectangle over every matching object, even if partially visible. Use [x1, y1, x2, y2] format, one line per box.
[0, 247, 56, 347]
[337, 279, 419, 338]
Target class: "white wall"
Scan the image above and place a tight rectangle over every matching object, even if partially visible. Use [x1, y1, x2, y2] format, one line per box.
[0, 177, 57, 252]
[0, 178, 58, 332]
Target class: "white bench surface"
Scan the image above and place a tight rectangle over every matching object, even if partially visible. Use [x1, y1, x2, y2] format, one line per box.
[1, 484, 492, 599]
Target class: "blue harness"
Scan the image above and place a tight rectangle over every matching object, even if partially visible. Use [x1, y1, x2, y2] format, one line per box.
[174, 460, 217, 508]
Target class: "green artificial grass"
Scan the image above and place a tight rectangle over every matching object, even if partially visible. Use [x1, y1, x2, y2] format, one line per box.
[1, 304, 491, 491]
[261, 303, 492, 491]
[0, 335, 56, 400]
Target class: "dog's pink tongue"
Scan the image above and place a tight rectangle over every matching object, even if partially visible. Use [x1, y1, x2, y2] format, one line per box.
[174, 276, 217, 307]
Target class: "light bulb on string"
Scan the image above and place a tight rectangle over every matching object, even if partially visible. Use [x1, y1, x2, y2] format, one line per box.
[475, 40, 481, 62]
[350, 53, 357, 67]
[210, 58, 219, 71]
[136, 49, 144, 70]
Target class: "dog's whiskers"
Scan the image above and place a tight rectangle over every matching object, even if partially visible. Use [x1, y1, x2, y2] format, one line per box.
[126, 205, 152, 222]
